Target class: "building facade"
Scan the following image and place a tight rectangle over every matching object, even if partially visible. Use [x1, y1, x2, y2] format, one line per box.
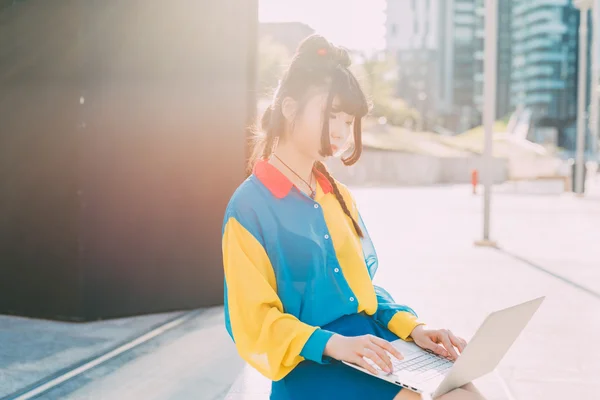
[386, 0, 439, 129]
[386, 0, 595, 146]
[510, 0, 581, 148]
[386, 0, 511, 133]
[473, 0, 513, 120]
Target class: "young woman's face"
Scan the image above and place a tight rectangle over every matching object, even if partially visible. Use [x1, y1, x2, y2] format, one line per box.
[287, 92, 355, 160]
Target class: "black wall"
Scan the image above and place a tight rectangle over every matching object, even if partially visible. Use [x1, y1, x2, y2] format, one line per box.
[0, 0, 256, 320]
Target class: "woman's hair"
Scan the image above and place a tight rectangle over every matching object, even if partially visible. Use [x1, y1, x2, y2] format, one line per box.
[250, 34, 368, 237]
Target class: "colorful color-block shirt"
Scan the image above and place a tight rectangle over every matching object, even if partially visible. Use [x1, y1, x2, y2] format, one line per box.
[222, 160, 423, 381]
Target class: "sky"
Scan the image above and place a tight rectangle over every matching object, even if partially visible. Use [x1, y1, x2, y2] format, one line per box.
[259, 0, 387, 51]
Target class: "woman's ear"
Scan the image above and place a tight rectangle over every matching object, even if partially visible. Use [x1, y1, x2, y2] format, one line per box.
[281, 97, 298, 123]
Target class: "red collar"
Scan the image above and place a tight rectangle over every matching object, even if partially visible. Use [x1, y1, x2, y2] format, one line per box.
[253, 159, 333, 199]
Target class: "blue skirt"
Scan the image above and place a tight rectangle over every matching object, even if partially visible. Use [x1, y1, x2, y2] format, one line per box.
[270, 313, 403, 400]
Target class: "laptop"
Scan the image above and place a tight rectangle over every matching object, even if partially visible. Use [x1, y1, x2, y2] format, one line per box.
[343, 296, 545, 399]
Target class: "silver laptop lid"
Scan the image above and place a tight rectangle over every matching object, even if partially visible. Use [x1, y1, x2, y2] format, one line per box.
[432, 296, 545, 398]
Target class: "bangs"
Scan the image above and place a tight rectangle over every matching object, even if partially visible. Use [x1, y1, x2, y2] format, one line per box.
[318, 66, 366, 165]
[329, 68, 369, 118]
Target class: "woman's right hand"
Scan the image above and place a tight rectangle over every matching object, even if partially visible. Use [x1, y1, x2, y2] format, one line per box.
[323, 334, 403, 375]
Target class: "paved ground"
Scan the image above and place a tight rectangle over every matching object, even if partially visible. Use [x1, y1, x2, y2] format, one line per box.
[355, 184, 600, 400]
[39, 308, 244, 400]
[1, 182, 599, 399]
[0, 311, 185, 398]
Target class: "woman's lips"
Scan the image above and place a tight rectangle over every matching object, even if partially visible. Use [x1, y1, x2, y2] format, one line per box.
[331, 145, 339, 153]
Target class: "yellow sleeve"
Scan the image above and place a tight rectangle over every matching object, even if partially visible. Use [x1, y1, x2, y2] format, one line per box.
[384, 297, 425, 341]
[222, 216, 334, 381]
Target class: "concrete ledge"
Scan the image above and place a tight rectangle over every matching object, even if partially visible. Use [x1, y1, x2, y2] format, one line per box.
[326, 150, 508, 187]
[495, 178, 569, 195]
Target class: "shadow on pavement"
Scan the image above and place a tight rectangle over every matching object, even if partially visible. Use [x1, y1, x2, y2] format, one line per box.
[494, 247, 600, 301]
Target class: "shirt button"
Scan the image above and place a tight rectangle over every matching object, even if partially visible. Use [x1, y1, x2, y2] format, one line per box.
[334, 268, 340, 273]
[349, 297, 355, 302]
[324, 234, 330, 239]
[314, 204, 319, 209]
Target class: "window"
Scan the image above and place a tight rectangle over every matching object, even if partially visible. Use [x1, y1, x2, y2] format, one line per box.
[455, 27, 473, 42]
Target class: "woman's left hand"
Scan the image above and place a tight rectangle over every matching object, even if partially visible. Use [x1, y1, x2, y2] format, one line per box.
[409, 325, 467, 360]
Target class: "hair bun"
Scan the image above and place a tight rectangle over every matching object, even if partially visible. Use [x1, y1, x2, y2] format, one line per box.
[295, 34, 351, 69]
[333, 47, 351, 68]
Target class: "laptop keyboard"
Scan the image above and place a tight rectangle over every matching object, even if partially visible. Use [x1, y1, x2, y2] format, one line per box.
[391, 350, 454, 382]
[362, 347, 455, 385]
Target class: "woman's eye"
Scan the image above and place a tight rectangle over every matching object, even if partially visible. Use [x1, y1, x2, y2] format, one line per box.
[329, 113, 337, 119]
[345, 121, 353, 126]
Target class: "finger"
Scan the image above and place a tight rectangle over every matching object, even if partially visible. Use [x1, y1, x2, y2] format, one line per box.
[370, 336, 404, 360]
[366, 342, 393, 372]
[429, 342, 449, 357]
[422, 335, 449, 357]
[439, 332, 459, 360]
[448, 331, 465, 353]
[362, 348, 391, 374]
[355, 355, 379, 375]
[459, 337, 468, 348]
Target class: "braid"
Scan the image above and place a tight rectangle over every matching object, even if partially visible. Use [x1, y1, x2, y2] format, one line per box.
[314, 162, 363, 238]
[258, 107, 282, 162]
[262, 132, 275, 159]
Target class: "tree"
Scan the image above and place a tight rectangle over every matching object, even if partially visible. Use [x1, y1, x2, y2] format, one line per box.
[351, 52, 421, 127]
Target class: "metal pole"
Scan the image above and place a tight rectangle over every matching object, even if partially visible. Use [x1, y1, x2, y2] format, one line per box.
[592, 0, 600, 159]
[576, 6, 589, 195]
[479, 0, 497, 245]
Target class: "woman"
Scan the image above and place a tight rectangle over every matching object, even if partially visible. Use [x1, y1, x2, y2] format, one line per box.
[222, 35, 484, 400]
